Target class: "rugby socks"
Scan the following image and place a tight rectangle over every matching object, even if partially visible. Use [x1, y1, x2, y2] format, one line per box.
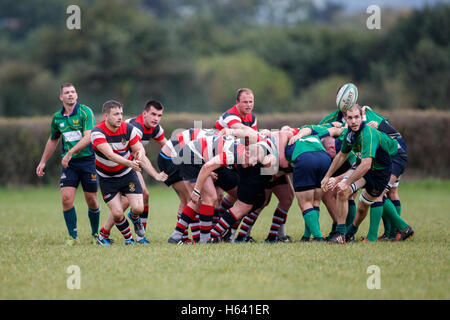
[213, 197, 233, 226]
[141, 204, 149, 229]
[302, 208, 322, 239]
[88, 207, 100, 236]
[392, 200, 402, 215]
[191, 214, 200, 243]
[199, 204, 214, 243]
[211, 210, 238, 240]
[171, 205, 197, 240]
[267, 206, 288, 240]
[390, 199, 402, 238]
[237, 211, 260, 238]
[381, 197, 393, 237]
[335, 224, 346, 236]
[367, 201, 384, 241]
[176, 213, 189, 242]
[346, 223, 358, 238]
[99, 227, 111, 240]
[63, 207, 78, 239]
[346, 200, 356, 228]
[381, 198, 408, 235]
[115, 217, 133, 240]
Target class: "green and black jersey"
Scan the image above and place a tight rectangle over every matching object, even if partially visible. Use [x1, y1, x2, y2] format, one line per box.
[341, 122, 399, 171]
[50, 103, 95, 158]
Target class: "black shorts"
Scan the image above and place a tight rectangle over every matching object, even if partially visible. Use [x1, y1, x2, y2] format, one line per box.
[157, 151, 183, 186]
[363, 167, 391, 198]
[292, 151, 331, 192]
[60, 155, 98, 193]
[391, 151, 408, 179]
[214, 166, 239, 192]
[265, 174, 289, 189]
[180, 164, 203, 183]
[237, 165, 271, 211]
[98, 170, 143, 203]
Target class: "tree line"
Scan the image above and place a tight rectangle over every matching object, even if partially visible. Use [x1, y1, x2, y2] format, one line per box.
[0, 0, 448, 117]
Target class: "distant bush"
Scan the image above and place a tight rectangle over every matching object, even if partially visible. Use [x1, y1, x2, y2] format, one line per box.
[1, 110, 449, 186]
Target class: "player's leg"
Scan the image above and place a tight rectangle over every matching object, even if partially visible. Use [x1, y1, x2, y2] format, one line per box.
[330, 178, 365, 244]
[61, 186, 79, 243]
[77, 157, 101, 240]
[107, 194, 135, 244]
[198, 176, 218, 243]
[210, 200, 253, 242]
[172, 180, 192, 242]
[125, 171, 149, 243]
[296, 189, 323, 240]
[266, 178, 294, 242]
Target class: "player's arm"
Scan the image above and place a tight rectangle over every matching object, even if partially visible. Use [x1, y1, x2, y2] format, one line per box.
[61, 130, 92, 168]
[278, 130, 293, 169]
[130, 140, 146, 163]
[139, 155, 168, 182]
[96, 142, 141, 172]
[191, 156, 223, 204]
[36, 138, 59, 177]
[341, 157, 371, 187]
[154, 137, 168, 148]
[321, 151, 349, 191]
[221, 126, 260, 144]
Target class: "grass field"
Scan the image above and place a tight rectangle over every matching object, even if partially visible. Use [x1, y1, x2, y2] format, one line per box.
[0, 180, 449, 300]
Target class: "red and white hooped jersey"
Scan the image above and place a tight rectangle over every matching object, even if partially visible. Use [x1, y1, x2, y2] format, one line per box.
[215, 105, 257, 131]
[166, 128, 218, 157]
[126, 114, 164, 146]
[91, 121, 141, 178]
[184, 135, 245, 166]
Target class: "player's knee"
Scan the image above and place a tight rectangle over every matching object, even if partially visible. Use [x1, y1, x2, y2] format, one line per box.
[131, 203, 144, 215]
[337, 189, 351, 200]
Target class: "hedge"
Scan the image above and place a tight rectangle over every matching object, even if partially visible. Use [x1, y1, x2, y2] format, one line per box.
[1, 110, 449, 187]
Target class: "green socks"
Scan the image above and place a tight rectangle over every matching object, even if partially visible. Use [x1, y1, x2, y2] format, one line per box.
[63, 207, 78, 239]
[88, 207, 100, 236]
[382, 198, 408, 234]
[367, 201, 383, 241]
[346, 200, 356, 228]
[302, 208, 322, 239]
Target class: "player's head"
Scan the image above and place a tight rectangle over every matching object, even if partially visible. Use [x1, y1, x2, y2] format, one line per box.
[142, 100, 164, 128]
[344, 104, 363, 132]
[321, 136, 337, 159]
[235, 88, 254, 116]
[102, 100, 123, 129]
[59, 83, 78, 107]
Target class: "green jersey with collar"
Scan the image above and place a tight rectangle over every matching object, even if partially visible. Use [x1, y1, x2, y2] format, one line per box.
[50, 103, 95, 158]
[341, 122, 398, 171]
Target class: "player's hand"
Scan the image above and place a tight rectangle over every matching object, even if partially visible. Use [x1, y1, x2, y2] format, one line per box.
[209, 172, 218, 181]
[326, 177, 337, 191]
[61, 152, 72, 168]
[134, 149, 144, 162]
[321, 176, 330, 192]
[331, 121, 342, 128]
[260, 129, 272, 137]
[191, 190, 201, 204]
[336, 181, 349, 193]
[129, 160, 141, 172]
[155, 171, 168, 182]
[288, 134, 301, 145]
[367, 121, 379, 129]
[36, 163, 46, 177]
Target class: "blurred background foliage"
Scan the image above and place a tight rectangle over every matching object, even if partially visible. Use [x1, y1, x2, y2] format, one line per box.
[0, 0, 449, 116]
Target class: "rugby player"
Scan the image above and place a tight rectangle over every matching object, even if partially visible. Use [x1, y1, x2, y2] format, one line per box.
[91, 100, 146, 246]
[36, 83, 100, 245]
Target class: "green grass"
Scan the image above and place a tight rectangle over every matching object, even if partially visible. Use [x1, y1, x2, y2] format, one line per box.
[0, 180, 449, 300]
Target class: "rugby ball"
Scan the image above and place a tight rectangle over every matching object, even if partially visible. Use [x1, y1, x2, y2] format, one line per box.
[336, 83, 358, 112]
